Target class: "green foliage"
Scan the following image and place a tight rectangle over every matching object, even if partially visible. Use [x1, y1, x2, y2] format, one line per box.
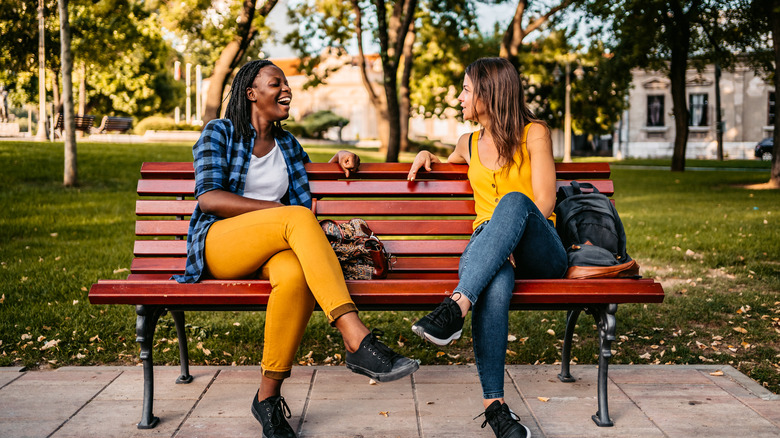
[0, 0, 183, 118]
[410, 0, 487, 118]
[152, 0, 272, 79]
[516, 30, 632, 136]
[135, 116, 201, 134]
[287, 110, 349, 139]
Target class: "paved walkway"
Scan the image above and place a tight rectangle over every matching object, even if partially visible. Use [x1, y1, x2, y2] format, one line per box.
[0, 364, 778, 437]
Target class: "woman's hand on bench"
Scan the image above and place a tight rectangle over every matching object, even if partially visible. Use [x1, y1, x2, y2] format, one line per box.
[408, 151, 441, 181]
[329, 150, 361, 177]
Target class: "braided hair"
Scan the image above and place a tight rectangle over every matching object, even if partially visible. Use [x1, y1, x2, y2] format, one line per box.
[224, 59, 284, 141]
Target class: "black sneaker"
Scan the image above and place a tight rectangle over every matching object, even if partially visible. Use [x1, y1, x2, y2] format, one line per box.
[476, 400, 531, 438]
[345, 329, 419, 382]
[250, 394, 297, 438]
[411, 297, 465, 346]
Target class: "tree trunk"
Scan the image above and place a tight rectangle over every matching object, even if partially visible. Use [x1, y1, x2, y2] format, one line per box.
[59, 0, 77, 186]
[667, 6, 691, 172]
[770, 4, 780, 187]
[399, 24, 415, 153]
[352, 1, 389, 151]
[202, 0, 277, 124]
[35, 0, 47, 141]
[499, 0, 571, 63]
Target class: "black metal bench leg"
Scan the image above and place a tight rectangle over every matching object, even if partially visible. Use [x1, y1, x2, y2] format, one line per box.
[558, 309, 581, 382]
[136, 305, 165, 429]
[590, 303, 617, 427]
[171, 311, 193, 384]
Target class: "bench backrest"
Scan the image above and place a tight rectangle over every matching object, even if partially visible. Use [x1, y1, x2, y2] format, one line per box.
[98, 116, 133, 133]
[132, 162, 612, 281]
[54, 114, 95, 131]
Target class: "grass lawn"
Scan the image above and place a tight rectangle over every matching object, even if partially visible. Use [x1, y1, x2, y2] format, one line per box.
[1, 140, 778, 393]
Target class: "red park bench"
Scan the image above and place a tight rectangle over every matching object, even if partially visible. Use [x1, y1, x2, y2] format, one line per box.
[88, 161, 665, 429]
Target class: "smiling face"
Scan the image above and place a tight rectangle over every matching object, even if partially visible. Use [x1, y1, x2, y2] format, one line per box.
[246, 65, 292, 123]
[457, 74, 485, 124]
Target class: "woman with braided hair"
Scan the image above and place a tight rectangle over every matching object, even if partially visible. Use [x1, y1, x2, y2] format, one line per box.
[176, 59, 418, 437]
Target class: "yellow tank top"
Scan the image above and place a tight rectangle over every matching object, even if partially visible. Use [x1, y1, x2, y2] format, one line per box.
[468, 123, 554, 229]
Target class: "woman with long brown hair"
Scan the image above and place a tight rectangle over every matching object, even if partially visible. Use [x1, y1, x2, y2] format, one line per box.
[408, 57, 567, 438]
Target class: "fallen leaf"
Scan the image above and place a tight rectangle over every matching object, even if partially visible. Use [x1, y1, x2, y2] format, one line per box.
[379, 411, 389, 417]
[112, 268, 129, 274]
[40, 339, 60, 350]
[507, 334, 517, 342]
[537, 397, 550, 402]
[369, 379, 377, 385]
[436, 351, 446, 357]
[733, 327, 748, 334]
[709, 370, 724, 376]
[546, 329, 556, 336]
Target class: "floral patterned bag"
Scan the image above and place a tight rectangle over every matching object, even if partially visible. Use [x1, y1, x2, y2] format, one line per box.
[319, 218, 392, 280]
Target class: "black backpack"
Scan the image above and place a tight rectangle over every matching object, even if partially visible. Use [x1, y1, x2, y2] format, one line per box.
[554, 181, 640, 279]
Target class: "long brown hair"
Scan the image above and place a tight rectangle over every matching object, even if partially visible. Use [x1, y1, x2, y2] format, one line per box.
[465, 57, 544, 169]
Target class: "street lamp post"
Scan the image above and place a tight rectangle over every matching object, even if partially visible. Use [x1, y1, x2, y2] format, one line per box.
[563, 61, 572, 163]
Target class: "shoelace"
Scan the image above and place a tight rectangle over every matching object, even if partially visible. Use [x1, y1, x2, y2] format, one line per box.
[473, 405, 521, 430]
[270, 396, 292, 428]
[427, 300, 457, 328]
[366, 328, 399, 364]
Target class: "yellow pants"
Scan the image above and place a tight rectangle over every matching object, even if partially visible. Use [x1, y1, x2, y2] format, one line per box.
[204, 205, 357, 380]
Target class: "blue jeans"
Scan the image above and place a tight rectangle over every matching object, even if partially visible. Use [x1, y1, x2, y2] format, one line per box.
[456, 192, 567, 399]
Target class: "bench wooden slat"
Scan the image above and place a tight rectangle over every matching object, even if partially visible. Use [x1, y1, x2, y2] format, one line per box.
[90, 278, 664, 307]
[315, 200, 476, 216]
[136, 200, 198, 216]
[140, 162, 612, 180]
[137, 178, 614, 198]
[130, 256, 460, 274]
[136, 220, 189, 236]
[133, 239, 470, 257]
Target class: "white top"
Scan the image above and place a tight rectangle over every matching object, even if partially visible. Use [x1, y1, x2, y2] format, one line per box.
[243, 141, 289, 202]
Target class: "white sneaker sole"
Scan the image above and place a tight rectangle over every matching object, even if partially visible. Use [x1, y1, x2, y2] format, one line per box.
[411, 324, 462, 346]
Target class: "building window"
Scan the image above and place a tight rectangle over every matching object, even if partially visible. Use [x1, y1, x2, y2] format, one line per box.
[689, 93, 708, 126]
[769, 92, 776, 126]
[647, 95, 664, 127]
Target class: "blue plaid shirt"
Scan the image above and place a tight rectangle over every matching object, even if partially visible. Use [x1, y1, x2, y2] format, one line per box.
[174, 119, 312, 283]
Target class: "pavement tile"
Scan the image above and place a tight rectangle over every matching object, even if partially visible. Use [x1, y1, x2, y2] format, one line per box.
[525, 399, 663, 438]
[51, 399, 188, 438]
[0, 367, 24, 387]
[507, 364, 630, 402]
[300, 397, 418, 437]
[96, 366, 215, 401]
[630, 396, 780, 437]
[0, 382, 102, 420]
[609, 365, 713, 385]
[175, 416, 263, 437]
[740, 399, 780, 426]
[410, 365, 480, 384]
[14, 366, 121, 385]
[0, 419, 65, 438]
[308, 367, 414, 400]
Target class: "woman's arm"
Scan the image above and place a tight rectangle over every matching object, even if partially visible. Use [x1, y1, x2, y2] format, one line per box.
[407, 133, 470, 181]
[527, 123, 557, 218]
[197, 189, 283, 219]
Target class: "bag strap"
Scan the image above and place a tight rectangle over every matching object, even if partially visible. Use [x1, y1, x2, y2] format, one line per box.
[570, 180, 600, 194]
